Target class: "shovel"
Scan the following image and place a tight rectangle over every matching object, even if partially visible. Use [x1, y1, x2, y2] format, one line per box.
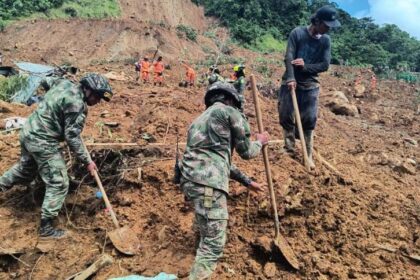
[84, 143, 140, 255]
[290, 87, 311, 171]
[250, 75, 300, 270]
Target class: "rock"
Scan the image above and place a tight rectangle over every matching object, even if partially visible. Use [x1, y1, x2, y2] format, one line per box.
[263, 262, 277, 278]
[246, 259, 261, 274]
[403, 138, 418, 147]
[104, 122, 119, 128]
[394, 160, 416, 175]
[323, 91, 358, 116]
[104, 71, 128, 81]
[68, 51, 74, 56]
[353, 84, 366, 97]
[100, 110, 110, 118]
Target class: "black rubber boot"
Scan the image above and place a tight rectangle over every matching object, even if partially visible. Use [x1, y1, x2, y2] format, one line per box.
[303, 130, 316, 169]
[39, 218, 67, 239]
[283, 128, 296, 155]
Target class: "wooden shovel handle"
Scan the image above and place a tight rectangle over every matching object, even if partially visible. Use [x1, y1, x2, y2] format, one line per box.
[290, 88, 310, 171]
[92, 170, 120, 230]
[250, 75, 280, 238]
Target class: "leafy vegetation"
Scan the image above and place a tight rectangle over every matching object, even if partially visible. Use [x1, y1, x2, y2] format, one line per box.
[0, 0, 120, 25]
[192, 0, 420, 73]
[176, 24, 198, 42]
[0, 75, 29, 101]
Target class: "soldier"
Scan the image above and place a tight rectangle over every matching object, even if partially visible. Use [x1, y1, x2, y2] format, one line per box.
[278, 6, 340, 169]
[207, 65, 224, 85]
[0, 73, 113, 239]
[180, 82, 269, 280]
[232, 64, 246, 110]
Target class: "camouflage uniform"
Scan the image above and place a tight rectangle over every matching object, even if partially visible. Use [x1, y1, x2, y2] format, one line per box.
[0, 78, 91, 219]
[180, 101, 262, 280]
[233, 76, 246, 110]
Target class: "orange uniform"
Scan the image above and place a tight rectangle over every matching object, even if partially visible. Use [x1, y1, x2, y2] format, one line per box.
[186, 67, 196, 86]
[141, 60, 150, 82]
[370, 74, 377, 92]
[153, 61, 164, 84]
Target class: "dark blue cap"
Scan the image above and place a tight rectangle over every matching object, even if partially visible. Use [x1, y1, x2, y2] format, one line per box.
[315, 6, 341, 28]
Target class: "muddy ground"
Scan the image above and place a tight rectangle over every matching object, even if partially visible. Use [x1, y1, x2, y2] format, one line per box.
[0, 62, 419, 279]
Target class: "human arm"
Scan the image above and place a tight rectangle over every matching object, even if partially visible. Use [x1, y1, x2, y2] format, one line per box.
[284, 29, 298, 86]
[63, 102, 91, 165]
[300, 37, 331, 74]
[230, 110, 266, 160]
[230, 164, 264, 193]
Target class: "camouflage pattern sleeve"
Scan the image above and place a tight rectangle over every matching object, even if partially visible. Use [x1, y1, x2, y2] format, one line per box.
[63, 102, 90, 165]
[229, 108, 262, 159]
[40, 77, 61, 91]
[230, 164, 252, 187]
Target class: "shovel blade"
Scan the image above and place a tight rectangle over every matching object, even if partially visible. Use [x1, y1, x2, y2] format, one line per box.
[273, 234, 300, 270]
[108, 227, 141, 256]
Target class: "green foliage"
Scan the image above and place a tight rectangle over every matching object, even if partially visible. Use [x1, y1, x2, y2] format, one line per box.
[396, 72, 417, 84]
[176, 24, 198, 42]
[254, 34, 286, 53]
[0, 0, 120, 23]
[195, 0, 420, 72]
[0, 75, 29, 101]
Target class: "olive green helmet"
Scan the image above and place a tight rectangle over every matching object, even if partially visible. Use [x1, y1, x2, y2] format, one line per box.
[204, 81, 241, 108]
[80, 73, 113, 102]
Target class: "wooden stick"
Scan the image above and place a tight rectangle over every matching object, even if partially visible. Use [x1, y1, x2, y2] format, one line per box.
[290, 88, 310, 171]
[73, 254, 113, 280]
[250, 75, 280, 239]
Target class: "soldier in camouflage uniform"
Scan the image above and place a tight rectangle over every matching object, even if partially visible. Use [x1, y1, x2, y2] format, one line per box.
[180, 82, 269, 280]
[207, 65, 225, 85]
[232, 64, 246, 110]
[0, 73, 113, 239]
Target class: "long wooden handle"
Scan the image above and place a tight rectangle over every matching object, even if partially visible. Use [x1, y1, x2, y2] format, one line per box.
[92, 170, 120, 230]
[290, 88, 310, 171]
[250, 75, 280, 238]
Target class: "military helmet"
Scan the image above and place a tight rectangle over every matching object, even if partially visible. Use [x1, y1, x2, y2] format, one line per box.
[80, 73, 113, 102]
[204, 81, 241, 108]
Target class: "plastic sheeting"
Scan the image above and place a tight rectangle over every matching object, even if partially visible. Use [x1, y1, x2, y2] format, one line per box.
[10, 62, 55, 104]
[109, 272, 177, 280]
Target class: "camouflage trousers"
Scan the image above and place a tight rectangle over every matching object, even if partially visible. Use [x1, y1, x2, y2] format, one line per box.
[181, 178, 228, 280]
[0, 134, 69, 219]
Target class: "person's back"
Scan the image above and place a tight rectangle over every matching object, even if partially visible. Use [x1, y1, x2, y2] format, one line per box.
[154, 61, 164, 73]
[181, 101, 261, 193]
[22, 78, 85, 143]
[141, 60, 150, 72]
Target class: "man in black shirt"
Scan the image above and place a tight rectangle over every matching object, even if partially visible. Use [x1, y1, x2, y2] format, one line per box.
[278, 6, 341, 168]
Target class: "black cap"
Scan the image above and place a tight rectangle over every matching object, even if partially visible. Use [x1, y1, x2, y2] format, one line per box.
[315, 6, 341, 28]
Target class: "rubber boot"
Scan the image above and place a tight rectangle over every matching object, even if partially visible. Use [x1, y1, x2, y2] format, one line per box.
[303, 130, 316, 169]
[39, 218, 67, 239]
[283, 128, 296, 155]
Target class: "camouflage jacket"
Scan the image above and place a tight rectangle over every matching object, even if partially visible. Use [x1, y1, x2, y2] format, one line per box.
[180, 101, 262, 193]
[21, 78, 91, 164]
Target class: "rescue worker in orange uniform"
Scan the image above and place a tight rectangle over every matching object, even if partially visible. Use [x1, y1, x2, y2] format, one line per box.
[370, 73, 377, 93]
[183, 63, 196, 87]
[141, 57, 151, 84]
[153, 56, 165, 86]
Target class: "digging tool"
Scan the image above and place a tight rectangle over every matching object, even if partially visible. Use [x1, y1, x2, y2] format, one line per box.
[83, 142, 140, 255]
[250, 75, 300, 270]
[92, 170, 140, 255]
[290, 87, 311, 171]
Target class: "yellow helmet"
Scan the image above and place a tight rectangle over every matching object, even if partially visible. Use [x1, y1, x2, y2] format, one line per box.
[233, 64, 245, 73]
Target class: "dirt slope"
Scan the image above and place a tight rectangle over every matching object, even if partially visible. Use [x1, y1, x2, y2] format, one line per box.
[0, 62, 419, 279]
[0, 0, 211, 66]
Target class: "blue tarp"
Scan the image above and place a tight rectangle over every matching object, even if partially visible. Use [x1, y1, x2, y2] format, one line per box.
[15, 62, 55, 75]
[10, 62, 55, 104]
[109, 272, 177, 280]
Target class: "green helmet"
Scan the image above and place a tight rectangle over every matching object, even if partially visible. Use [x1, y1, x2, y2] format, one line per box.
[80, 73, 113, 102]
[204, 81, 241, 108]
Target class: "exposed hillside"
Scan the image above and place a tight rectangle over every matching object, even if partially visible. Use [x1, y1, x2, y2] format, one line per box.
[0, 0, 212, 66]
